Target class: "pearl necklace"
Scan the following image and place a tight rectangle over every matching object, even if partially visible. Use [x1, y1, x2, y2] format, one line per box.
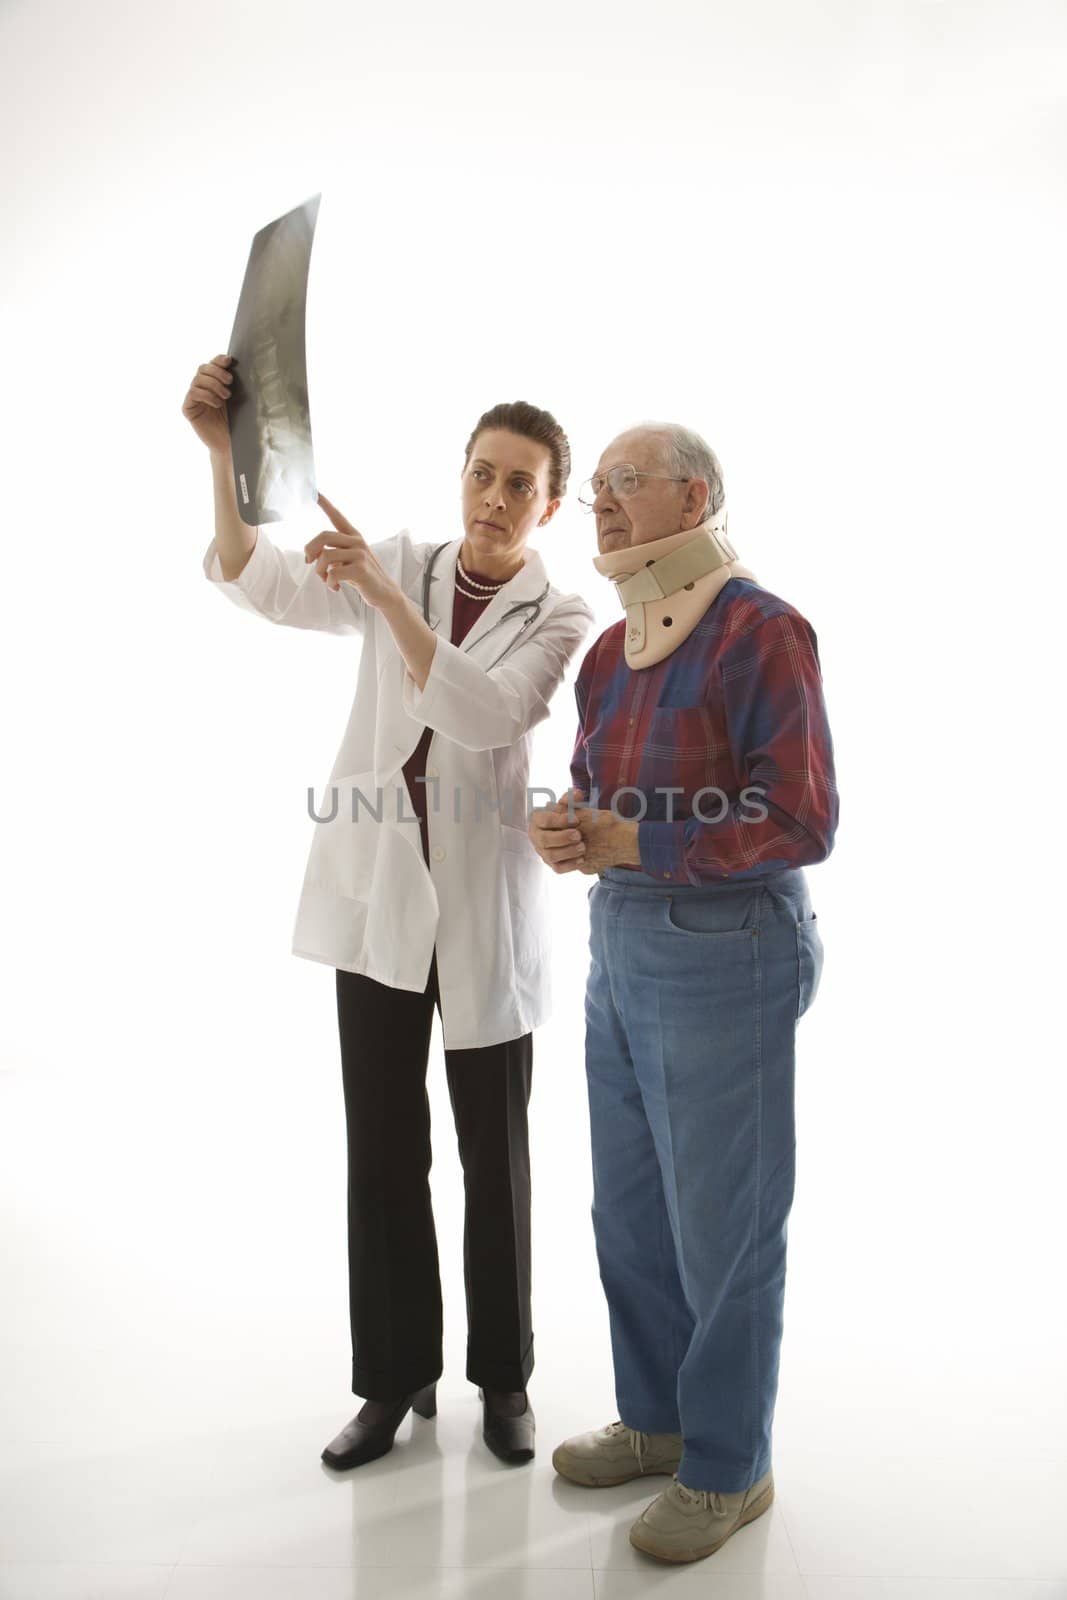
[455, 575, 496, 600]
[456, 554, 506, 597]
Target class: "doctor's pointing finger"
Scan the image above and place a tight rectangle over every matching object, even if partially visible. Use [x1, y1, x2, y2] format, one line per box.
[307, 492, 399, 604]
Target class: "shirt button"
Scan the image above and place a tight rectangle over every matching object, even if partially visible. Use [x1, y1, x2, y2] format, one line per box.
[665, 871, 672, 879]
[432, 847, 445, 862]
[426, 765, 438, 778]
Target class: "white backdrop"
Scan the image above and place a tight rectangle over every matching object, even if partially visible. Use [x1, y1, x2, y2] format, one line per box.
[2, 0, 1066, 1586]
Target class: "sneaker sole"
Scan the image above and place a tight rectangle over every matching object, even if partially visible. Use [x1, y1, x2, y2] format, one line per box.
[551, 1447, 681, 1488]
[628, 1480, 774, 1562]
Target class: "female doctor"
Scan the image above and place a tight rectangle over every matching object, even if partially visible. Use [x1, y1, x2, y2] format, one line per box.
[183, 353, 594, 1471]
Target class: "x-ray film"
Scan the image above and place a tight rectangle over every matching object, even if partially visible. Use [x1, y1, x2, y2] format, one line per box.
[226, 194, 321, 526]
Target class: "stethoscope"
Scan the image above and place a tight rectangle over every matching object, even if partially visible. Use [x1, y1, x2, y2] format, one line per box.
[422, 541, 551, 671]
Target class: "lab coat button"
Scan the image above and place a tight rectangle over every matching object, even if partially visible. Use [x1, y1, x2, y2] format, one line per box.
[432, 847, 445, 862]
[426, 765, 438, 778]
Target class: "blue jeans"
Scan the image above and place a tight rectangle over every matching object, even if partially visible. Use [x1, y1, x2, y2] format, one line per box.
[584, 864, 824, 1493]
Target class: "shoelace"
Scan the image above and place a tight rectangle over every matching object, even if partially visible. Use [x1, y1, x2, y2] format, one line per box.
[604, 1428, 732, 1511]
[605, 1419, 651, 1467]
[673, 1475, 727, 1514]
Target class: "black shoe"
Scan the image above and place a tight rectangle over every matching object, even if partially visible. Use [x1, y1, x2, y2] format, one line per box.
[479, 1387, 535, 1464]
[321, 1382, 437, 1470]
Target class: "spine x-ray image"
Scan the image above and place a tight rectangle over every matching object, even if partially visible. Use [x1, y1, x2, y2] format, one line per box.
[226, 193, 321, 526]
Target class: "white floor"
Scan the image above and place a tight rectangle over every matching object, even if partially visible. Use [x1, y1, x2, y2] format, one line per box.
[3, 972, 1066, 1600]
[3, 1367, 1067, 1600]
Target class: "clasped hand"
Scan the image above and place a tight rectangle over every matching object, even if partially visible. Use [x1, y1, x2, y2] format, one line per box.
[527, 789, 642, 875]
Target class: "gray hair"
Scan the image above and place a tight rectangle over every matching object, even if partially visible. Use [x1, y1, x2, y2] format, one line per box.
[630, 422, 726, 517]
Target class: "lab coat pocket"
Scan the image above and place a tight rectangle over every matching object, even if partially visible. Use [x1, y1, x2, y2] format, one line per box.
[500, 824, 548, 971]
[305, 770, 383, 901]
[796, 912, 824, 1020]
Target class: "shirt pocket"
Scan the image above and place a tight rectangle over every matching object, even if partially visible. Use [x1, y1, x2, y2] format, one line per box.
[637, 706, 727, 814]
[645, 705, 719, 764]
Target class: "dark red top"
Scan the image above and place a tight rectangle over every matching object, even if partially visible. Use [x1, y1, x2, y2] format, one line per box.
[402, 564, 503, 865]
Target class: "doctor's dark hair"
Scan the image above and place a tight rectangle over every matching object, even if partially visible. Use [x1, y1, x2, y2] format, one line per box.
[463, 401, 571, 501]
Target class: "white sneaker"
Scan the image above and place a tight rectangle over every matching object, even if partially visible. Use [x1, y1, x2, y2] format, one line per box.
[552, 1420, 683, 1487]
[629, 1468, 775, 1562]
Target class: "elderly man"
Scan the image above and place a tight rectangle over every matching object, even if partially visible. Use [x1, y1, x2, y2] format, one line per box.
[529, 423, 838, 1564]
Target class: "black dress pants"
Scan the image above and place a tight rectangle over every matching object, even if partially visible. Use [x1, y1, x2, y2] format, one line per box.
[334, 948, 534, 1400]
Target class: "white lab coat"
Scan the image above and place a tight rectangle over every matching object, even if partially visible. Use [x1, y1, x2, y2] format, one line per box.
[202, 524, 595, 1048]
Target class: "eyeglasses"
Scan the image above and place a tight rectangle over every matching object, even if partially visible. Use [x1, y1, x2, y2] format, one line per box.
[577, 464, 690, 509]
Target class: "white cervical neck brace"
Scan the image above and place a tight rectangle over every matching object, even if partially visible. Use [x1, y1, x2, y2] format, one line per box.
[592, 508, 758, 669]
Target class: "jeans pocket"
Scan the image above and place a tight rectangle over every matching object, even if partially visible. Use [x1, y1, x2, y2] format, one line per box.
[796, 912, 824, 1019]
[661, 888, 764, 939]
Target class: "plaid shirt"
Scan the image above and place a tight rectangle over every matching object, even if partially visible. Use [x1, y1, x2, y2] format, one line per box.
[569, 578, 839, 883]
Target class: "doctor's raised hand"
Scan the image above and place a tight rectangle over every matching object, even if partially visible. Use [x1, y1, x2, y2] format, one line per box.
[181, 352, 233, 454]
